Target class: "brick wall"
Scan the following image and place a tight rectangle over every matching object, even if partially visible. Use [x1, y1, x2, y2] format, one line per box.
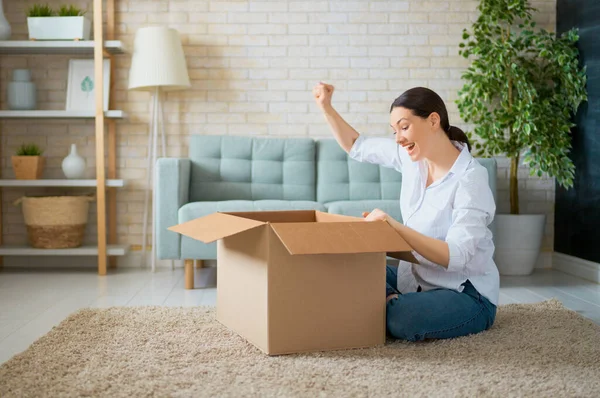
[0, 0, 556, 268]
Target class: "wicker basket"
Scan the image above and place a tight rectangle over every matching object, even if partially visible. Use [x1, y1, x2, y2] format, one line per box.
[15, 195, 94, 249]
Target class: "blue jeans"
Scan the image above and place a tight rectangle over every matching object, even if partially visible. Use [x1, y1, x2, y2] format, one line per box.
[385, 265, 496, 342]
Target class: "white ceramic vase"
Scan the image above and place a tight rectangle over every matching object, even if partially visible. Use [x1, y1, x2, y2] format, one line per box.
[62, 144, 86, 179]
[494, 214, 546, 275]
[0, 0, 11, 40]
[7, 69, 37, 110]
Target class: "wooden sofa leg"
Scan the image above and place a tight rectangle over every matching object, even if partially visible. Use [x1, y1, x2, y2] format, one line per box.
[195, 259, 204, 269]
[184, 259, 194, 289]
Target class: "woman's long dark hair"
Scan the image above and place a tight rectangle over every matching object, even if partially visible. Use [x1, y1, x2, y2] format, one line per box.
[390, 87, 471, 152]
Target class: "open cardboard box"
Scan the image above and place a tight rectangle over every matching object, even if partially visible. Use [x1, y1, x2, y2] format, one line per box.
[169, 210, 416, 355]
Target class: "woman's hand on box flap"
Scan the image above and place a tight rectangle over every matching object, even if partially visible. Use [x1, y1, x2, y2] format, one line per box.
[363, 208, 389, 222]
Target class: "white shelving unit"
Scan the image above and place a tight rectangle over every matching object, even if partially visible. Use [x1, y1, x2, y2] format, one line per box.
[0, 245, 128, 256]
[0, 110, 126, 119]
[0, 40, 125, 55]
[0, 179, 126, 188]
[0, 0, 126, 274]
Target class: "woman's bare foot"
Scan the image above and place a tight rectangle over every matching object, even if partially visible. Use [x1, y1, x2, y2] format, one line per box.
[386, 294, 398, 303]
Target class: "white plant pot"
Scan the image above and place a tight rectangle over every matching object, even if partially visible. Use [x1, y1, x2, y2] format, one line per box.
[27, 16, 91, 41]
[494, 214, 546, 276]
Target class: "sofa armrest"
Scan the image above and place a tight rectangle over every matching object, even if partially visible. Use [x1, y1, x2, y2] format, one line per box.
[156, 158, 191, 259]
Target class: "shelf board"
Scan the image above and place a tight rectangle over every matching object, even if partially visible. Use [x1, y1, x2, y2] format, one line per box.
[0, 40, 125, 55]
[0, 110, 126, 119]
[0, 179, 126, 188]
[0, 244, 129, 256]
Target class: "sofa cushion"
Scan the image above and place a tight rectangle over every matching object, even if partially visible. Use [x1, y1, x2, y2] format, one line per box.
[179, 200, 327, 223]
[188, 136, 316, 202]
[316, 139, 402, 203]
[325, 200, 403, 223]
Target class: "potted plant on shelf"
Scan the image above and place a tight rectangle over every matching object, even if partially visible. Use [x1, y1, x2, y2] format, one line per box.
[27, 4, 90, 41]
[456, 0, 587, 275]
[12, 143, 45, 180]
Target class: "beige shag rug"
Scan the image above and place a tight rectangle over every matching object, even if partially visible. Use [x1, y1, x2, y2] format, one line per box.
[1, 300, 599, 397]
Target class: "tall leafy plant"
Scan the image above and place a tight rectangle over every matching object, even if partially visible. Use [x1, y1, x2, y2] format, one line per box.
[456, 0, 587, 214]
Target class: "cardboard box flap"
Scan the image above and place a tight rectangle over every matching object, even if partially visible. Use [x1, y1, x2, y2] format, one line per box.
[270, 221, 412, 255]
[168, 212, 265, 243]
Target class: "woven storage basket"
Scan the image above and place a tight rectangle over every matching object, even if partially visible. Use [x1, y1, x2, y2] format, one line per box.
[15, 196, 94, 249]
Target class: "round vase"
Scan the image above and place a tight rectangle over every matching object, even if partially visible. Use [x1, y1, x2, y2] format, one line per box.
[0, 0, 11, 40]
[62, 144, 86, 179]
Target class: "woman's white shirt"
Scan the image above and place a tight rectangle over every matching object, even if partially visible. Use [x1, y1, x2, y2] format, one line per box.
[349, 134, 500, 306]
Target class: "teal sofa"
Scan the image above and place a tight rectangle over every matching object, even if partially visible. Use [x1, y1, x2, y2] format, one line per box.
[156, 135, 497, 262]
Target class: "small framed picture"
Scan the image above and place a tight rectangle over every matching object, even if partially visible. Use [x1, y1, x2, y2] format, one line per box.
[66, 59, 110, 111]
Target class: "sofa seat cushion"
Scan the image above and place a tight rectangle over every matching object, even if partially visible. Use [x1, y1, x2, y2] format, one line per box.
[325, 200, 403, 223]
[179, 200, 327, 223]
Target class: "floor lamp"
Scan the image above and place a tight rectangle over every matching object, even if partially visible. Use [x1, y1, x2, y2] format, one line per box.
[128, 26, 190, 272]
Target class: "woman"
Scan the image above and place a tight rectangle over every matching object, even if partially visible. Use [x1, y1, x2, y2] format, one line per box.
[312, 83, 499, 342]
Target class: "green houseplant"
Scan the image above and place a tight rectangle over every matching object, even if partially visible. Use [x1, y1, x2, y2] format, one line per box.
[456, 0, 587, 275]
[12, 143, 45, 180]
[27, 3, 90, 40]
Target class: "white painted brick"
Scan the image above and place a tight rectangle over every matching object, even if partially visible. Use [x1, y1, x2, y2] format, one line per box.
[368, 25, 409, 35]
[430, 57, 469, 68]
[310, 57, 351, 68]
[248, 24, 287, 35]
[270, 36, 309, 46]
[348, 35, 389, 46]
[290, 68, 332, 79]
[348, 13, 387, 24]
[391, 57, 430, 68]
[310, 35, 350, 46]
[389, 13, 429, 23]
[270, 57, 309, 68]
[410, 69, 450, 79]
[189, 13, 227, 24]
[347, 80, 388, 91]
[450, 1, 479, 11]
[369, 69, 410, 79]
[350, 57, 389, 68]
[369, 47, 409, 57]
[209, 1, 249, 12]
[268, 13, 308, 24]
[247, 47, 287, 57]
[269, 125, 308, 136]
[250, 2, 287, 12]
[371, 1, 409, 11]
[389, 79, 430, 90]
[270, 103, 308, 113]
[208, 24, 246, 35]
[228, 57, 269, 68]
[227, 124, 268, 135]
[349, 102, 390, 113]
[328, 24, 368, 35]
[249, 69, 288, 80]
[247, 113, 287, 124]
[169, 1, 209, 11]
[293, 46, 328, 57]
[247, 91, 287, 102]
[329, 1, 369, 12]
[329, 46, 368, 57]
[289, 24, 328, 35]
[148, 12, 187, 23]
[268, 80, 307, 91]
[229, 35, 269, 46]
[289, 1, 329, 12]
[228, 12, 268, 24]
[329, 69, 370, 79]
[309, 13, 348, 24]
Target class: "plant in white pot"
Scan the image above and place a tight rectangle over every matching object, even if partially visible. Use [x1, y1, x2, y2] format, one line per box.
[456, 0, 587, 275]
[27, 4, 90, 41]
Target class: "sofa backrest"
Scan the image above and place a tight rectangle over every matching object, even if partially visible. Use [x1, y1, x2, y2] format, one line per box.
[189, 135, 316, 202]
[316, 138, 498, 204]
[316, 139, 402, 203]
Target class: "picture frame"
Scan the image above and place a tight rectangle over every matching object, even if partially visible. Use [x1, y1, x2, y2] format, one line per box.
[65, 59, 110, 112]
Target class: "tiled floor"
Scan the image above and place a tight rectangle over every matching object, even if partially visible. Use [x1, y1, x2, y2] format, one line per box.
[1, 265, 599, 365]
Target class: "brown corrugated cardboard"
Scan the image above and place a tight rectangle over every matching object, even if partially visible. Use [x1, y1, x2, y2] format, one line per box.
[169, 210, 415, 355]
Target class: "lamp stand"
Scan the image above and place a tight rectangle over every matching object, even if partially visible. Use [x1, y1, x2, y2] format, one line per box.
[141, 86, 168, 272]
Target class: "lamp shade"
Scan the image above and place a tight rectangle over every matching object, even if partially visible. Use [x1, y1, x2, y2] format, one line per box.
[128, 26, 190, 91]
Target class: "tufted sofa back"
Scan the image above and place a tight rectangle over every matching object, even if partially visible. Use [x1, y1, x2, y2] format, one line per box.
[316, 139, 402, 203]
[189, 135, 316, 202]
